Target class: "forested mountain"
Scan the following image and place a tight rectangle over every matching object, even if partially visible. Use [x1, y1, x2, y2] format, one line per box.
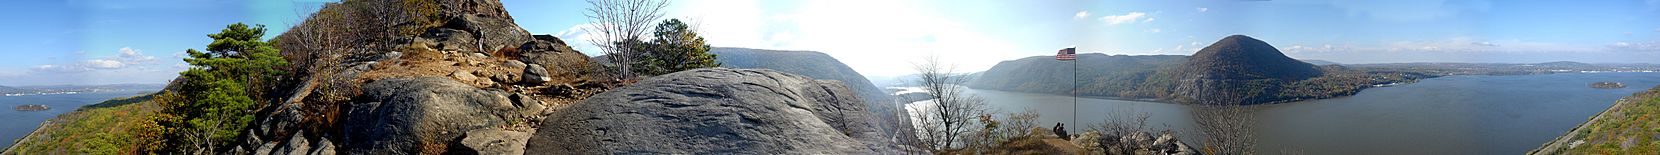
[967, 53, 1185, 96]
[970, 35, 1433, 105]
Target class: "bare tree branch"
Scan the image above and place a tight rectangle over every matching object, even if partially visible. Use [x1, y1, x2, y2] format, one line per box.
[910, 54, 990, 152]
[584, 0, 668, 79]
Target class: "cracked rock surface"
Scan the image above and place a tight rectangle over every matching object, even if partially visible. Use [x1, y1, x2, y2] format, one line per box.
[525, 68, 898, 154]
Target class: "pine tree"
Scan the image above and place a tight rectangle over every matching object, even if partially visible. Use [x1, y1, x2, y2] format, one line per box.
[161, 23, 289, 152]
[632, 18, 719, 76]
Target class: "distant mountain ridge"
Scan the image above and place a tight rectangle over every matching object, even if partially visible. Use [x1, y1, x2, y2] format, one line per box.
[0, 86, 27, 93]
[968, 53, 1186, 96]
[709, 47, 910, 137]
[1144, 35, 1326, 104]
[1172, 35, 1322, 81]
[970, 35, 1432, 105]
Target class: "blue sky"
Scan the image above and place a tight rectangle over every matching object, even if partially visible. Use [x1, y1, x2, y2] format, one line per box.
[1, 0, 1657, 85]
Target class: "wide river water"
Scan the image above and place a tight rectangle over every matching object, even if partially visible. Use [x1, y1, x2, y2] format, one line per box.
[0, 90, 152, 148]
[910, 72, 1660, 154]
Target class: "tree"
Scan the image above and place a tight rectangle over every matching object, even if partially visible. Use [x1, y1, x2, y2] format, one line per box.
[633, 18, 720, 76]
[911, 55, 991, 151]
[1191, 105, 1257, 155]
[584, 0, 669, 79]
[161, 23, 289, 154]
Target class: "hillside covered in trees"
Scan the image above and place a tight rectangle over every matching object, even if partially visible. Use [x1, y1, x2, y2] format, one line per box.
[970, 35, 1436, 105]
[1532, 85, 1660, 154]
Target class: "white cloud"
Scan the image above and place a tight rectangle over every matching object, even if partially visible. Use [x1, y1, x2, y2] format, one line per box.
[554, 24, 606, 56]
[1281, 44, 1356, 53]
[83, 59, 125, 69]
[1142, 17, 1155, 23]
[1471, 41, 1499, 47]
[1074, 11, 1090, 19]
[1147, 28, 1162, 33]
[642, 0, 1025, 76]
[1196, 7, 1209, 12]
[117, 47, 157, 63]
[30, 47, 163, 73]
[1100, 12, 1147, 25]
[1608, 41, 1660, 52]
[33, 64, 90, 73]
[1382, 37, 1593, 53]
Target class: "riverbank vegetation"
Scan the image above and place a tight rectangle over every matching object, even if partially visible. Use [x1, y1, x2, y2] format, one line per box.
[5, 94, 167, 154]
[1559, 85, 1660, 154]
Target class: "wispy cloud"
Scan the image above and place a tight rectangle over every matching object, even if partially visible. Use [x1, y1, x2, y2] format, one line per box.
[1608, 41, 1660, 52]
[1100, 12, 1147, 25]
[1470, 41, 1499, 47]
[31, 47, 161, 73]
[1074, 11, 1089, 19]
[553, 23, 624, 56]
[1196, 7, 1208, 12]
[1281, 44, 1357, 53]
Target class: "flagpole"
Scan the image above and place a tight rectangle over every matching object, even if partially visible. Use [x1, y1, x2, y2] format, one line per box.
[1071, 54, 1077, 134]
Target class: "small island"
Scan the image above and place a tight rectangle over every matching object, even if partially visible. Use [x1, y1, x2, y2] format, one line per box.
[14, 104, 49, 111]
[1590, 82, 1625, 89]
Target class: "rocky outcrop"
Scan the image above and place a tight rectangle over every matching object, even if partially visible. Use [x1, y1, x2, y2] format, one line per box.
[518, 35, 594, 83]
[236, 0, 607, 154]
[525, 68, 899, 154]
[1077, 131, 1196, 155]
[709, 47, 911, 141]
[338, 77, 543, 154]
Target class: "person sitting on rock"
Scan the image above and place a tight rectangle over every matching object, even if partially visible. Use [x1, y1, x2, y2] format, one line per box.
[1054, 122, 1071, 140]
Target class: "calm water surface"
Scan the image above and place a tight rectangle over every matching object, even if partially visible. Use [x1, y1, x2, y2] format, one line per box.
[912, 72, 1660, 154]
[0, 90, 151, 148]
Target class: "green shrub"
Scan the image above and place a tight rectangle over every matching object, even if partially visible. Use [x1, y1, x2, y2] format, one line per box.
[159, 22, 290, 152]
[627, 18, 720, 76]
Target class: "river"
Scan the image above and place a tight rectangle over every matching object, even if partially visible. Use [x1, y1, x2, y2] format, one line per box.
[907, 72, 1660, 154]
[0, 90, 152, 148]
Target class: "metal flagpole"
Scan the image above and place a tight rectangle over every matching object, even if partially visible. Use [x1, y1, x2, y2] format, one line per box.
[1071, 54, 1077, 133]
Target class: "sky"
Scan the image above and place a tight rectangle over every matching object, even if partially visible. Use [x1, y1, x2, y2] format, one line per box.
[1, 0, 1657, 86]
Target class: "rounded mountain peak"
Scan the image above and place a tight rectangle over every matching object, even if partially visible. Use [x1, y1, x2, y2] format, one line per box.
[1179, 35, 1322, 80]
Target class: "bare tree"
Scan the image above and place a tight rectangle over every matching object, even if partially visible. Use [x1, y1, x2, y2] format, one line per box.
[1191, 105, 1257, 155]
[999, 108, 1041, 140]
[1090, 109, 1157, 154]
[183, 114, 228, 155]
[584, 0, 669, 79]
[911, 55, 991, 151]
[892, 94, 931, 154]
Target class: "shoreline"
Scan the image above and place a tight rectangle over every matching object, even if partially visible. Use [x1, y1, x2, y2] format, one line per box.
[2, 120, 54, 153]
[964, 81, 1414, 106]
[1527, 95, 1633, 154]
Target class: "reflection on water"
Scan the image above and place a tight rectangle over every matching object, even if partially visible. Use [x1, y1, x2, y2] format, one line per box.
[903, 72, 1660, 154]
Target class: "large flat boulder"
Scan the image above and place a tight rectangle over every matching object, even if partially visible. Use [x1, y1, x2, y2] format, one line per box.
[525, 68, 897, 154]
[340, 77, 540, 154]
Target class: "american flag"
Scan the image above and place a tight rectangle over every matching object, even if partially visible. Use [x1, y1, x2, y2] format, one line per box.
[1055, 47, 1076, 61]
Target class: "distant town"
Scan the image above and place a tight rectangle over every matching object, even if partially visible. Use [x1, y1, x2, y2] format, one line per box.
[0, 84, 165, 96]
[1348, 61, 1660, 76]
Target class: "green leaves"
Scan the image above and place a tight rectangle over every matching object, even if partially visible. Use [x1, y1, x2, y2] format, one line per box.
[627, 18, 721, 76]
[204, 23, 270, 57]
[162, 22, 290, 152]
